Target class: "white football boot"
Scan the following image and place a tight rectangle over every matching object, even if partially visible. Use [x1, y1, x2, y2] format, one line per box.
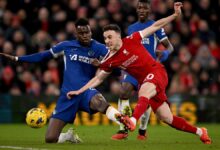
[58, 128, 83, 143]
[66, 128, 83, 143]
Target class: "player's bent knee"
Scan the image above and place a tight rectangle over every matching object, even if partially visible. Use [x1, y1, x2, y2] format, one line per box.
[120, 90, 131, 99]
[90, 94, 110, 113]
[120, 82, 134, 99]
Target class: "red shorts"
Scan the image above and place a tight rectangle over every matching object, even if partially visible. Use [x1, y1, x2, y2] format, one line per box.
[142, 66, 168, 112]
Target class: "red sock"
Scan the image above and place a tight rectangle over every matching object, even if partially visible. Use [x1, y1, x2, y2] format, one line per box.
[133, 96, 149, 120]
[170, 116, 197, 134]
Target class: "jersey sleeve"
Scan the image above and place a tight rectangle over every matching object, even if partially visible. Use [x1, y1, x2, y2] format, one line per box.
[155, 28, 167, 42]
[99, 62, 112, 73]
[50, 42, 66, 58]
[127, 32, 143, 43]
[18, 50, 53, 62]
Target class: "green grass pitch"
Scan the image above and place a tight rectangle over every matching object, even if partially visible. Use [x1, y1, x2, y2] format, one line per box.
[0, 124, 219, 150]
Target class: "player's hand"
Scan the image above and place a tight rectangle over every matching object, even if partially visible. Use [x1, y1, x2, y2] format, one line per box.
[174, 2, 183, 17]
[67, 90, 81, 99]
[90, 58, 101, 67]
[156, 50, 170, 62]
[0, 53, 17, 61]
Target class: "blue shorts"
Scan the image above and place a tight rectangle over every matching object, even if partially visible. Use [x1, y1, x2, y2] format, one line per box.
[51, 88, 99, 123]
[121, 72, 138, 91]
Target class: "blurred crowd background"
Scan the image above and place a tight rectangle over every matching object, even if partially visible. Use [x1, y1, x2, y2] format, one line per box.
[0, 0, 219, 97]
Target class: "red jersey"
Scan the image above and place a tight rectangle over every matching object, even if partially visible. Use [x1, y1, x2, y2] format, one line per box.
[100, 32, 164, 84]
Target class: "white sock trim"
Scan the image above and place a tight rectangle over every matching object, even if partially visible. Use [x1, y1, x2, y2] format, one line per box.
[106, 106, 121, 125]
[196, 128, 202, 136]
[130, 117, 137, 126]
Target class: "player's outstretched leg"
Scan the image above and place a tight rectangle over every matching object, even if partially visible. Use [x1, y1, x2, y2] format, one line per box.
[170, 116, 211, 144]
[200, 128, 211, 144]
[137, 107, 151, 140]
[126, 82, 158, 133]
[115, 114, 136, 131]
[124, 96, 150, 132]
[156, 102, 212, 144]
[89, 92, 136, 136]
[90, 94, 123, 125]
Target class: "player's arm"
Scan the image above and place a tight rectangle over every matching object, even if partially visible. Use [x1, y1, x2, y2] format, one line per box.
[140, 2, 182, 38]
[0, 50, 53, 62]
[156, 38, 174, 62]
[161, 38, 174, 53]
[0, 41, 66, 62]
[67, 69, 110, 99]
[90, 58, 101, 66]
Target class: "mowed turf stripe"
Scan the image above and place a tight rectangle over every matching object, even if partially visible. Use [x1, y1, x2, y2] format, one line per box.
[0, 145, 49, 150]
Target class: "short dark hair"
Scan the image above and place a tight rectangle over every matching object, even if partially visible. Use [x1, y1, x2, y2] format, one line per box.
[103, 24, 121, 34]
[139, 0, 150, 4]
[75, 18, 89, 27]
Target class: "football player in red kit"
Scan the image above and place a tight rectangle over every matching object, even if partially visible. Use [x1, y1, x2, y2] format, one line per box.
[67, 2, 211, 144]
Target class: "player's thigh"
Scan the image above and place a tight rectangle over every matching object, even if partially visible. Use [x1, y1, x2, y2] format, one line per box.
[138, 82, 157, 99]
[45, 118, 66, 140]
[155, 102, 173, 124]
[52, 94, 79, 123]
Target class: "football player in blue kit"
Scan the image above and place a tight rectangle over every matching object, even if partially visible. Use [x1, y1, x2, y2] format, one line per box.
[112, 0, 174, 140]
[0, 18, 124, 143]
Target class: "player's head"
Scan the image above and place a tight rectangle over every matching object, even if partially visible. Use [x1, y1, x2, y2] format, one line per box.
[103, 24, 122, 51]
[137, 0, 150, 22]
[75, 18, 92, 46]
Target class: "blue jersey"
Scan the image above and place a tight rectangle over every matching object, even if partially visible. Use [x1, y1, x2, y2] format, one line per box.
[50, 40, 107, 93]
[127, 20, 167, 59]
[18, 39, 108, 122]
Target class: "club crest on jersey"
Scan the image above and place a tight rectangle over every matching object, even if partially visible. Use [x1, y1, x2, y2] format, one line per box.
[123, 49, 129, 55]
[88, 50, 95, 56]
[71, 48, 77, 51]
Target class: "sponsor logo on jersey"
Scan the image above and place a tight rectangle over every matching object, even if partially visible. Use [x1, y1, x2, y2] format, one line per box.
[71, 48, 77, 51]
[122, 55, 138, 67]
[69, 54, 91, 64]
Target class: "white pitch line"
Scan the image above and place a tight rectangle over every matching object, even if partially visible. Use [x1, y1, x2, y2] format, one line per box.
[0, 145, 49, 150]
